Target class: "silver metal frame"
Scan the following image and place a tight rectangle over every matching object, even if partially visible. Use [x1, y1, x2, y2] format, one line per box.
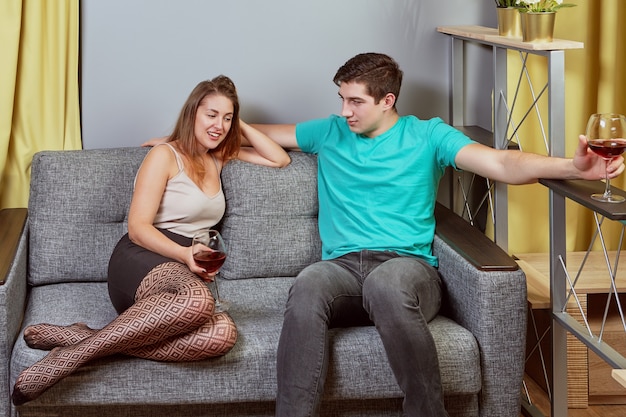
[438, 26, 619, 417]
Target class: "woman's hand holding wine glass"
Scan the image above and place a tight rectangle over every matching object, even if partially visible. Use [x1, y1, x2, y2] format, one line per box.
[585, 113, 626, 203]
[192, 229, 230, 312]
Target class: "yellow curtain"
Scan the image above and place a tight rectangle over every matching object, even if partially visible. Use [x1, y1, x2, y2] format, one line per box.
[0, 0, 81, 210]
[506, 0, 626, 254]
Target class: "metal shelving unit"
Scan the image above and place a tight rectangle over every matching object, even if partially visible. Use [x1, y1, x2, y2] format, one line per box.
[436, 25, 610, 417]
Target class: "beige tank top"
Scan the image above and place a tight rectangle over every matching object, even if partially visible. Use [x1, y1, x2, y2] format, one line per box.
[151, 143, 226, 237]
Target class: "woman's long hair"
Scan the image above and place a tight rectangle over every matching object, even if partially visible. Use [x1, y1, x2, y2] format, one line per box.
[168, 75, 242, 184]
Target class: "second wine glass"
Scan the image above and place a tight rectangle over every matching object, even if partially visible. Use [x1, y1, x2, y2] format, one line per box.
[192, 229, 230, 312]
[586, 113, 626, 203]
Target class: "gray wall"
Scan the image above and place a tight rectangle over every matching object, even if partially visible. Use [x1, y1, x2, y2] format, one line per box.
[81, 0, 496, 149]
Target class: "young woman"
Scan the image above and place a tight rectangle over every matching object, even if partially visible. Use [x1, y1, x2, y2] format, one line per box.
[12, 75, 290, 405]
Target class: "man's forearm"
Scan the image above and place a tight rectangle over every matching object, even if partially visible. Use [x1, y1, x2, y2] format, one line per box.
[248, 124, 300, 150]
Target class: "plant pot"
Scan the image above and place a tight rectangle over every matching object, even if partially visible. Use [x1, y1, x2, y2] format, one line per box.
[521, 12, 556, 43]
[497, 7, 522, 38]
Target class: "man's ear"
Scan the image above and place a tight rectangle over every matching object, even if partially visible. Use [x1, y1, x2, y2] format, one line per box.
[382, 93, 396, 110]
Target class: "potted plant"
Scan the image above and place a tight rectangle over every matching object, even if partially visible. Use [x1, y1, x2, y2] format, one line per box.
[495, 0, 522, 37]
[519, 0, 576, 13]
[519, 0, 577, 42]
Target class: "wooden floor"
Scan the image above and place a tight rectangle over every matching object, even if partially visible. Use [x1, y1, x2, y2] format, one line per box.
[520, 374, 626, 417]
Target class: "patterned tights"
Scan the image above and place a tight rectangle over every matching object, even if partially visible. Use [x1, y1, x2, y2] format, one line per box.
[12, 262, 237, 405]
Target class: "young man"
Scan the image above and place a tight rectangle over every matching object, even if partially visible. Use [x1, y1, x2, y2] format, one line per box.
[251, 53, 624, 417]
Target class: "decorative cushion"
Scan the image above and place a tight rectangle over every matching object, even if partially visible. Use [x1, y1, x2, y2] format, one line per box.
[219, 152, 321, 279]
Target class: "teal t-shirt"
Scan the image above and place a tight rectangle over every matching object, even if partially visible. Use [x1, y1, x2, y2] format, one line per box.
[296, 114, 475, 266]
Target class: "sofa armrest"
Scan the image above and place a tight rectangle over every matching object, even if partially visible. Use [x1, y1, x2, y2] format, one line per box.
[0, 208, 29, 417]
[0, 208, 27, 285]
[434, 203, 518, 272]
[433, 203, 526, 417]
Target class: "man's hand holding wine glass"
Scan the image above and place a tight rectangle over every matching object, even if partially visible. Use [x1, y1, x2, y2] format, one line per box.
[574, 134, 625, 182]
[575, 113, 626, 203]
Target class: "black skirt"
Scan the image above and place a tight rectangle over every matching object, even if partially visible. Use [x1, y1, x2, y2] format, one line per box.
[107, 229, 191, 314]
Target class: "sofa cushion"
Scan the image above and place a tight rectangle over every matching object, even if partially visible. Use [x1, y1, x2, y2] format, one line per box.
[219, 152, 322, 280]
[27, 147, 149, 286]
[11, 280, 480, 408]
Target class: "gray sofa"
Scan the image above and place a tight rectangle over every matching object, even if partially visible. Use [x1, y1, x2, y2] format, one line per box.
[1, 147, 527, 417]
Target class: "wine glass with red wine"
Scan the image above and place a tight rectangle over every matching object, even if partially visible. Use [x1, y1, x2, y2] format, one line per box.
[586, 113, 626, 203]
[192, 229, 230, 312]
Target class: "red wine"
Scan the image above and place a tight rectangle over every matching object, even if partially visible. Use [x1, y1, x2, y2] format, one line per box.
[194, 250, 226, 273]
[588, 139, 626, 159]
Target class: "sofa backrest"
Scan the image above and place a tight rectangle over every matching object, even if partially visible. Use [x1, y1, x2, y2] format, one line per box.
[27, 148, 321, 286]
[219, 152, 320, 279]
[28, 147, 149, 286]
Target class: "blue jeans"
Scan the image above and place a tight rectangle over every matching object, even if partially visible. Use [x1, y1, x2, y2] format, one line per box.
[276, 250, 449, 417]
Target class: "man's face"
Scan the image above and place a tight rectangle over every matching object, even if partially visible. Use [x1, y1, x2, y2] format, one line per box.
[338, 81, 387, 138]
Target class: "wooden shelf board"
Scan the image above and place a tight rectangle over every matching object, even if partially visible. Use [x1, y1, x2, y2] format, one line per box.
[540, 179, 626, 221]
[516, 251, 626, 306]
[612, 369, 626, 389]
[454, 125, 492, 147]
[437, 25, 584, 51]
[517, 258, 551, 309]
